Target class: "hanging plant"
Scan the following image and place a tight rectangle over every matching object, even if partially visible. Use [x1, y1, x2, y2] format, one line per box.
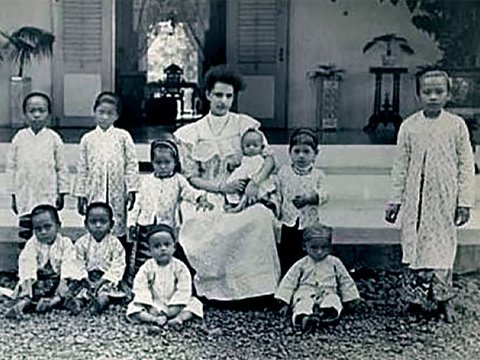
[307, 64, 345, 80]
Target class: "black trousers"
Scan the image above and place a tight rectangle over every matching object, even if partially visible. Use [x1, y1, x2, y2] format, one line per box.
[278, 221, 305, 277]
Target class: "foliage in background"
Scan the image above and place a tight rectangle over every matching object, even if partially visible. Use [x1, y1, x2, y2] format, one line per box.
[0, 26, 54, 78]
[380, 0, 480, 67]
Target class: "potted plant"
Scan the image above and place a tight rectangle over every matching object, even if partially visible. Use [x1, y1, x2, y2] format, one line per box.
[363, 33, 414, 66]
[0, 26, 54, 127]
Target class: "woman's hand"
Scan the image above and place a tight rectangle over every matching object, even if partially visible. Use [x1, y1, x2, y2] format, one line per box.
[222, 179, 248, 195]
[127, 192, 136, 211]
[454, 206, 470, 226]
[385, 203, 401, 224]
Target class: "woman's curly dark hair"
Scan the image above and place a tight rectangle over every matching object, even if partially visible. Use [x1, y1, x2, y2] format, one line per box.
[203, 65, 246, 94]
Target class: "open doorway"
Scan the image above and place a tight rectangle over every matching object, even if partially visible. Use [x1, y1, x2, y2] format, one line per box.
[115, 0, 225, 129]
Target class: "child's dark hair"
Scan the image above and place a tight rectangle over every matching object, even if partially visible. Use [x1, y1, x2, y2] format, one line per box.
[86, 202, 114, 223]
[302, 223, 333, 247]
[289, 128, 319, 152]
[203, 65, 246, 94]
[145, 224, 176, 244]
[93, 91, 122, 115]
[415, 68, 452, 96]
[150, 136, 182, 173]
[31, 204, 60, 225]
[22, 92, 52, 114]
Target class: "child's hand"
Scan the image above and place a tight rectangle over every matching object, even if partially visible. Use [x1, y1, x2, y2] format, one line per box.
[196, 195, 214, 211]
[292, 193, 318, 209]
[77, 197, 87, 216]
[127, 192, 136, 211]
[385, 203, 401, 224]
[225, 154, 242, 173]
[454, 206, 470, 226]
[11, 195, 18, 215]
[55, 194, 66, 211]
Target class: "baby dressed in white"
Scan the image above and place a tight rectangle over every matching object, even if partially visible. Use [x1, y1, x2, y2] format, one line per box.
[276, 223, 360, 332]
[126, 224, 203, 327]
[224, 128, 276, 213]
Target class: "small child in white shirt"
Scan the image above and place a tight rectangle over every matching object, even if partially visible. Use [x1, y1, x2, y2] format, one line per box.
[126, 224, 203, 327]
[74, 202, 127, 314]
[275, 223, 360, 332]
[224, 128, 276, 213]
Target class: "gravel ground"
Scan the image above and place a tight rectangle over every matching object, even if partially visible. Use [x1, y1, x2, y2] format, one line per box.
[0, 270, 479, 360]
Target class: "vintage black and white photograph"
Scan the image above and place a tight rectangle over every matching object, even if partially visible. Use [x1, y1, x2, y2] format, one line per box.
[0, 0, 479, 359]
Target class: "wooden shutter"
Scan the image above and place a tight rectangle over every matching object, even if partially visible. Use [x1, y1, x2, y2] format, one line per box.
[62, 0, 103, 73]
[237, 0, 277, 65]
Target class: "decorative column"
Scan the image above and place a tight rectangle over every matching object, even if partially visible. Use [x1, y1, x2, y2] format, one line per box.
[308, 65, 344, 131]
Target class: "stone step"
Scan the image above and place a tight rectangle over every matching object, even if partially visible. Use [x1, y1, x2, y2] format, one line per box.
[1, 201, 479, 273]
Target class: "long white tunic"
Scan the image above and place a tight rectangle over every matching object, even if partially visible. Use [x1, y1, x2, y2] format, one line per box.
[390, 110, 475, 269]
[75, 233, 126, 285]
[6, 128, 70, 216]
[75, 126, 139, 236]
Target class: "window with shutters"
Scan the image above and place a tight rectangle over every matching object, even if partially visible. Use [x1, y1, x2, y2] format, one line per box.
[63, 0, 103, 72]
[237, 0, 277, 65]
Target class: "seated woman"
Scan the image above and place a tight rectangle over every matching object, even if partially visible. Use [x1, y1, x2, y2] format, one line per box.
[174, 65, 281, 301]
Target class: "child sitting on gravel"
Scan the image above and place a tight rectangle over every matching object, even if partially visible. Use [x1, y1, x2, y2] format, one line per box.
[74, 202, 127, 314]
[5, 205, 85, 318]
[275, 223, 360, 332]
[385, 69, 475, 323]
[223, 128, 277, 213]
[126, 224, 203, 327]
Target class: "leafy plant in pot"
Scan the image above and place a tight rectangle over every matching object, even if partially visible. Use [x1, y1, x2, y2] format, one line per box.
[0, 26, 54, 127]
[363, 33, 414, 66]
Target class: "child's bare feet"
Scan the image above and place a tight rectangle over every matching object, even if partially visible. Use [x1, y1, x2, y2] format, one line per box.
[153, 314, 168, 327]
[90, 294, 109, 315]
[36, 297, 58, 313]
[5, 298, 31, 319]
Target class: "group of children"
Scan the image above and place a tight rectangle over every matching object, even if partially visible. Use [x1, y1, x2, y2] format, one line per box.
[3, 68, 475, 331]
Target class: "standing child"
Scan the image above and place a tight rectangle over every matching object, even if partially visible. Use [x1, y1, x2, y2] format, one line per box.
[126, 225, 204, 326]
[75, 202, 126, 314]
[224, 128, 277, 213]
[5, 205, 85, 318]
[6, 92, 70, 242]
[128, 137, 213, 276]
[275, 223, 360, 332]
[74, 92, 139, 272]
[277, 128, 329, 276]
[385, 69, 475, 323]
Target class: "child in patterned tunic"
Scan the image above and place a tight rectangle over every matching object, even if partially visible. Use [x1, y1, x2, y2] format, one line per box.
[126, 224, 204, 326]
[74, 202, 126, 314]
[275, 223, 360, 332]
[128, 137, 213, 276]
[74, 92, 139, 271]
[5, 205, 85, 319]
[276, 128, 329, 276]
[224, 128, 277, 214]
[6, 92, 70, 243]
[385, 69, 475, 322]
